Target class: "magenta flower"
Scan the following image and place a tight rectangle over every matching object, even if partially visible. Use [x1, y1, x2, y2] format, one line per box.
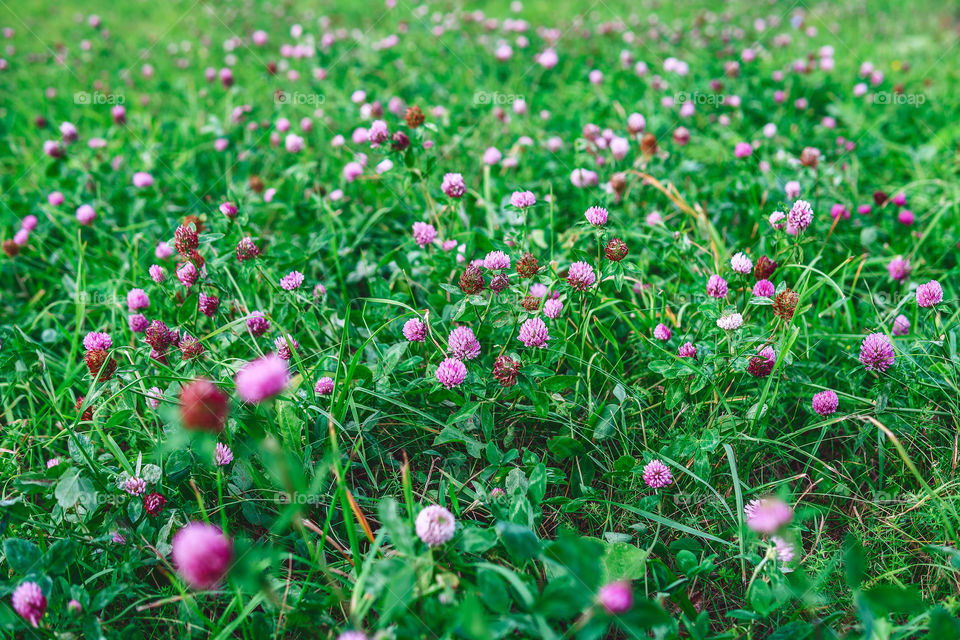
[744, 497, 793, 535]
[916, 280, 943, 308]
[219, 201, 238, 218]
[83, 331, 112, 351]
[247, 311, 270, 336]
[415, 504, 456, 546]
[598, 581, 633, 614]
[510, 190, 536, 208]
[892, 314, 910, 336]
[898, 209, 914, 225]
[132, 171, 154, 188]
[368, 120, 388, 147]
[149, 264, 166, 284]
[811, 390, 838, 416]
[887, 257, 911, 283]
[653, 323, 671, 341]
[198, 293, 220, 317]
[441, 173, 466, 199]
[435, 358, 467, 388]
[518, 317, 549, 348]
[412, 221, 437, 248]
[734, 141, 753, 158]
[129, 313, 149, 333]
[11, 581, 46, 628]
[403, 318, 427, 342]
[314, 376, 335, 395]
[235, 354, 290, 403]
[643, 460, 673, 488]
[177, 262, 198, 287]
[706, 274, 728, 298]
[448, 326, 481, 360]
[566, 261, 596, 291]
[543, 295, 562, 319]
[753, 279, 775, 297]
[76, 204, 96, 225]
[678, 342, 697, 358]
[214, 442, 233, 466]
[584, 206, 609, 226]
[171, 522, 233, 589]
[859, 333, 895, 372]
[124, 476, 147, 496]
[483, 250, 510, 271]
[280, 271, 304, 290]
[787, 200, 813, 231]
[274, 334, 299, 360]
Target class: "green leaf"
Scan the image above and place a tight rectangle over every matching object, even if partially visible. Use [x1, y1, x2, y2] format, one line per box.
[3, 538, 41, 573]
[55, 467, 82, 509]
[43, 538, 76, 574]
[496, 521, 540, 561]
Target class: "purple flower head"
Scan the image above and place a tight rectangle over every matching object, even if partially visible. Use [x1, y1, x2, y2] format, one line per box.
[567, 261, 596, 291]
[129, 313, 149, 332]
[510, 190, 536, 208]
[441, 173, 466, 198]
[513, 314, 550, 347]
[149, 264, 166, 284]
[744, 497, 793, 535]
[811, 390, 838, 416]
[314, 376, 335, 395]
[215, 442, 233, 466]
[892, 314, 910, 336]
[678, 342, 697, 358]
[368, 120, 388, 147]
[787, 199, 813, 231]
[483, 250, 511, 271]
[274, 334, 300, 360]
[598, 581, 633, 614]
[235, 354, 290, 403]
[717, 313, 743, 331]
[859, 333, 895, 372]
[543, 296, 563, 319]
[171, 522, 233, 589]
[11, 581, 46, 628]
[916, 280, 943, 308]
[435, 358, 467, 388]
[177, 261, 198, 287]
[198, 293, 220, 317]
[887, 257, 911, 283]
[403, 318, 427, 342]
[584, 206, 609, 226]
[753, 279, 775, 297]
[415, 504, 456, 546]
[706, 274, 728, 298]
[412, 221, 437, 248]
[246, 311, 270, 336]
[730, 252, 752, 275]
[653, 323, 671, 341]
[643, 460, 673, 488]
[280, 271, 304, 290]
[83, 331, 112, 351]
[448, 326, 481, 360]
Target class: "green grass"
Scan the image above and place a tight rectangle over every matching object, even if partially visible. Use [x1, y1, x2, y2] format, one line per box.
[1, 0, 960, 638]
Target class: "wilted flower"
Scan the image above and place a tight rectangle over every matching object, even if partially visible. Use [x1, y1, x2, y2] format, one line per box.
[459, 264, 485, 294]
[516, 252, 539, 278]
[236, 237, 260, 261]
[143, 492, 167, 516]
[748, 346, 776, 378]
[773, 289, 799, 321]
[180, 378, 228, 432]
[605, 238, 629, 262]
[492, 355, 521, 387]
